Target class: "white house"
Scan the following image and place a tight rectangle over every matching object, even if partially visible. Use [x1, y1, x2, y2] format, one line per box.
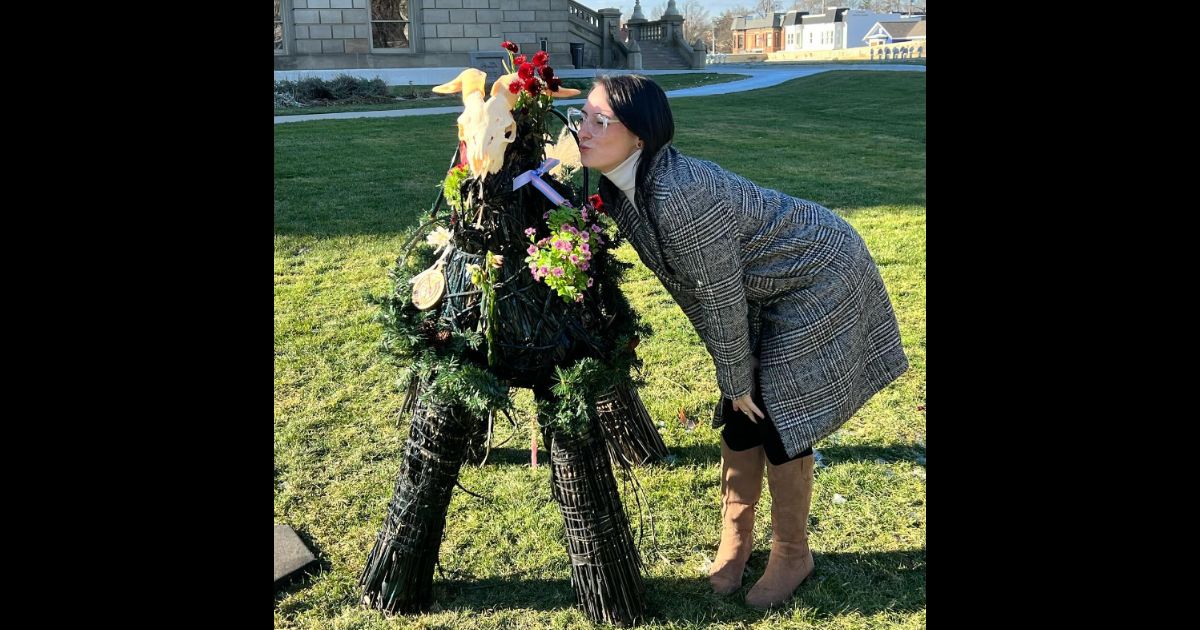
[863, 17, 927, 46]
[782, 11, 806, 51]
[783, 7, 904, 51]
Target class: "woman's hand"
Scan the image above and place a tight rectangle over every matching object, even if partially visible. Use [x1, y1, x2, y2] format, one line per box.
[732, 393, 764, 423]
[733, 356, 764, 422]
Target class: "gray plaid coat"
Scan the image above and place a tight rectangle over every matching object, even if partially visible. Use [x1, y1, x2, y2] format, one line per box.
[599, 145, 909, 457]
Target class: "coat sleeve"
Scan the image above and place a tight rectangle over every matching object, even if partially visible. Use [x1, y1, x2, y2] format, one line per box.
[660, 179, 754, 401]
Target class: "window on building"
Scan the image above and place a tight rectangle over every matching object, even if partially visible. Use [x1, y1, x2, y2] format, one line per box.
[275, 0, 285, 53]
[370, 0, 411, 50]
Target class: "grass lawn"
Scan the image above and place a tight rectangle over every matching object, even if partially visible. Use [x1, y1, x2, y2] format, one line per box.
[275, 70, 925, 629]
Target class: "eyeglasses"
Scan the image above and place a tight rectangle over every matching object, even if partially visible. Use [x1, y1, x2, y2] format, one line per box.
[566, 107, 623, 137]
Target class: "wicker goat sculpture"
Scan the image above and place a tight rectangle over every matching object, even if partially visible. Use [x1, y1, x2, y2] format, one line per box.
[360, 51, 665, 626]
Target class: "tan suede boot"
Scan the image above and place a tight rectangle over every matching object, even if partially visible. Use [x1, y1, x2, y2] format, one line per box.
[708, 438, 765, 594]
[745, 453, 814, 608]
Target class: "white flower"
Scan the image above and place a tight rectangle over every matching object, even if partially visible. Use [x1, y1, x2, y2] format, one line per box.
[426, 226, 453, 251]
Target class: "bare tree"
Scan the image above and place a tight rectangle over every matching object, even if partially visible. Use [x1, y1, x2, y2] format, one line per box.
[711, 5, 751, 53]
[847, 0, 926, 12]
[680, 0, 712, 47]
[860, 0, 893, 11]
[754, 0, 781, 18]
[789, 0, 825, 13]
[648, 3, 666, 19]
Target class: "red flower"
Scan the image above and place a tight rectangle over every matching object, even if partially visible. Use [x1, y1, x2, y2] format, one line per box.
[540, 65, 555, 81]
[513, 54, 526, 66]
[508, 80, 521, 94]
[532, 50, 549, 67]
[502, 41, 518, 53]
[588, 194, 605, 212]
[524, 77, 541, 95]
[517, 62, 534, 80]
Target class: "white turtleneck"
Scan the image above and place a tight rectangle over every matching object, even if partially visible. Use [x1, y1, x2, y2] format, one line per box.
[602, 148, 642, 210]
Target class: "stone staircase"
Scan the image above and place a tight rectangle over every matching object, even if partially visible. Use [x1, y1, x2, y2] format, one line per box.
[637, 39, 691, 70]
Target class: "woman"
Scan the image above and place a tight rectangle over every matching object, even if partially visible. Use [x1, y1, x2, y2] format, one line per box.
[568, 75, 908, 608]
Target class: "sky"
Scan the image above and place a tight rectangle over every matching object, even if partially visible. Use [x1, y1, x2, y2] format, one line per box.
[572, 0, 767, 22]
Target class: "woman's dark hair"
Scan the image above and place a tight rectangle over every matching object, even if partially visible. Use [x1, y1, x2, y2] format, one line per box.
[596, 74, 674, 204]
